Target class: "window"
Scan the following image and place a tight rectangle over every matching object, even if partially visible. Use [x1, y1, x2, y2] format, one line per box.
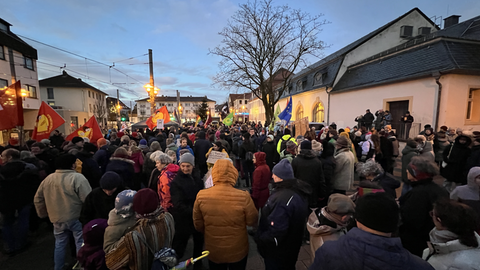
[26, 85, 36, 98]
[88, 91, 91, 98]
[0, 78, 7, 89]
[466, 88, 480, 122]
[239, 100, 242, 104]
[312, 102, 325, 122]
[296, 105, 304, 120]
[168, 103, 173, 107]
[0, 45, 4, 60]
[140, 104, 146, 108]
[185, 103, 190, 107]
[24, 56, 33, 70]
[89, 104, 92, 112]
[47, 88, 54, 99]
[70, 116, 78, 132]
[296, 80, 303, 91]
[245, 100, 248, 104]
[48, 101, 55, 106]
[314, 72, 324, 85]
[0, 22, 7, 31]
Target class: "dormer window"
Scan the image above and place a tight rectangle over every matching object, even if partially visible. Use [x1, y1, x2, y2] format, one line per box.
[0, 22, 8, 32]
[315, 72, 323, 85]
[296, 80, 303, 91]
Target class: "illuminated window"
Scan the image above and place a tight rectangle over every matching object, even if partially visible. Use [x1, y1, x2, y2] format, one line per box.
[312, 103, 325, 122]
[466, 88, 480, 122]
[26, 85, 36, 98]
[0, 78, 7, 89]
[296, 105, 304, 120]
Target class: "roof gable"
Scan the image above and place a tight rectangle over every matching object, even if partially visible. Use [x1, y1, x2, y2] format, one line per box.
[39, 71, 107, 95]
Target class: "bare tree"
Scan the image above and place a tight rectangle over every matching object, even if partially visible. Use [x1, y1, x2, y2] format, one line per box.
[94, 98, 108, 129]
[210, 0, 327, 126]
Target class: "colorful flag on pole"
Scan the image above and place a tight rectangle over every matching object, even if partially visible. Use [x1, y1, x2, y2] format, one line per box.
[195, 115, 201, 126]
[270, 104, 281, 130]
[146, 106, 171, 130]
[0, 81, 24, 130]
[278, 96, 293, 124]
[66, 115, 103, 144]
[222, 112, 234, 126]
[204, 110, 212, 126]
[32, 101, 65, 141]
[173, 108, 180, 124]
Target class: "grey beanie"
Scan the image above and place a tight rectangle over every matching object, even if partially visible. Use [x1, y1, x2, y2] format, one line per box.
[179, 153, 195, 166]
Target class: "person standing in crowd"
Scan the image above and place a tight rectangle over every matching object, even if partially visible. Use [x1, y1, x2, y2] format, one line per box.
[467, 137, 480, 174]
[310, 192, 434, 270]
[401, 111, 414, 138]
[193, 131, 211, 178]
[434, 130, 450, 167]
[0, 149, 41, 255]
[255, 159, 310, 270]
[77, 219, 109, 270]
[63, 136, 85, 153]
[399, 156, 449, 257]
[450, 167, 480, 218]
[306, 194, 355, 261]
[374, 109, 384, 131]
[276, 129, 297, 154]
[49, 130, 65, 150]
[31, 142, 56, 174]
[34, 154, 92, 270]
[363, 109, 374, 131]
[105, 189, 175, 270]
[177, 137, 194, 159]
[262, 134, 279, 171]
[383, 110, 392, 127]
[80, 172, 123, 226]
[292, 140, 326, 208]
[441, 134, 472, 191]
[154, 153, 178, 211]
[356, 159, 400, 198]
[239, 133, 256, 187]
[129, 146, 144, 190]
[332, 136, 355, 194]
[401, 138, 419, 195]
[170, 153, 204, 267]
[422, 199, 480, 269]
[251, 152, 271, 210]
[76, 142, 102, 189]
[446, 127, 457, 144]
[206, 141, 228, 170]
[106, 148, 135, 189]
[103, 190, 137, 253]
[193, 159, 258, 270]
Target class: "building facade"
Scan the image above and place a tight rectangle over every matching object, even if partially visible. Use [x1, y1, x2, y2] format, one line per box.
[0, 18, 41, 143]
[229, 93, 252, 122]
[39, 71, 108, 135]
[136, 95, 216, 122]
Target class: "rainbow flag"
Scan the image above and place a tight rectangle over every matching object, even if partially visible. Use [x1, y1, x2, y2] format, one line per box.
[195, 115, 201, 126]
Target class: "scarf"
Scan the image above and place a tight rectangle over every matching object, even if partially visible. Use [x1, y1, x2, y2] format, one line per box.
[321, 207, 348, 227]
[429, 228, 458, 244]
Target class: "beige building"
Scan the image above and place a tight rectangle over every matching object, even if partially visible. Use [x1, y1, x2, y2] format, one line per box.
[0, 18, 41, 143]
[39, 71, 108, 135]
[229, 93, 252, 122]
[248, 8, 480, 137]
[136, 95, 216, 122]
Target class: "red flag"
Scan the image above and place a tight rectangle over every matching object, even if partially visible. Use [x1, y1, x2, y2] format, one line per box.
[0, 81, 24, 130]
[32, 101, 65, 141]
[146, 106, 171, 129]
[66, 116, 103, 144]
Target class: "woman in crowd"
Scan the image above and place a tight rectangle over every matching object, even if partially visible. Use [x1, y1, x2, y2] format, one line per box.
[423, 199, 480, 269]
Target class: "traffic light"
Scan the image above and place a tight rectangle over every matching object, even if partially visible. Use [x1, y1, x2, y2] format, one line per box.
[121, 117, 126, 121]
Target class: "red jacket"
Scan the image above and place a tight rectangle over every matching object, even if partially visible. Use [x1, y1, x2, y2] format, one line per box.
[252, 152, 271, 209]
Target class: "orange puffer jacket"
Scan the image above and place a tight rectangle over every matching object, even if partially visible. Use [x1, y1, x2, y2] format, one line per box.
[193, 159, 258, 264]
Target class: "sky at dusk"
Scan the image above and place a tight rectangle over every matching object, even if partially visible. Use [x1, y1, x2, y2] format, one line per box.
[1, 0, 479, 105]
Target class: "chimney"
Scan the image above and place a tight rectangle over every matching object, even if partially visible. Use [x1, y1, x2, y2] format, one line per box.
[443, 15, 461, 28]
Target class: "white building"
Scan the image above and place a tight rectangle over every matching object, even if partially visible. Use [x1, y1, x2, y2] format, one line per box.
[39, 71, 108, 135]
[0, 18, 41, 143]
[229, 93, 252, 123]
[136, 95, 216, 122]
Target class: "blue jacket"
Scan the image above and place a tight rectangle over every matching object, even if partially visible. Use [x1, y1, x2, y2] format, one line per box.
[310, 228, 434, 270]
[176, 145, 194, 159]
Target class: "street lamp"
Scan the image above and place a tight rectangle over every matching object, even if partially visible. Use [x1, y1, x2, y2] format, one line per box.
[144, 84, 159, 116]
[242, 105, 245, 123]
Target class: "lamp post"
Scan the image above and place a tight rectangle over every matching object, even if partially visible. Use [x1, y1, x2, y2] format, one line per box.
[242, 105, 245, 123]
[144, 49, 158, 116]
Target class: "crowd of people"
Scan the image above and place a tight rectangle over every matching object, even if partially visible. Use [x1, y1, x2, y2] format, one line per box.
[0, 111, 479, 270]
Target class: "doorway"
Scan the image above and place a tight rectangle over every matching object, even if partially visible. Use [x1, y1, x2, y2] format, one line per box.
[388, 100, 409, 140]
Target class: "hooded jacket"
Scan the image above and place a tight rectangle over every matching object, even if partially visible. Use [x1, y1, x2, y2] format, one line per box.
[276, 134, 297, 154]
[252, 152, 271, 209]
[103, 209, 137, 253]
[77, 219, 108, 270]
[401, 141, 418, 184]
[255, 179, 311, 269]
[292, 149, 326, 208]
[80, 187, 122, 226]
[450, 167, 480, 201]
[262, 139, 280, 170]
[310, 228, 434, 270]
[441, 135, 472, 184]
[467, 145, 480, 172]
[129, 151, 144, 173]
[158, 163, 179, 211]
[193, 159, 258, 264]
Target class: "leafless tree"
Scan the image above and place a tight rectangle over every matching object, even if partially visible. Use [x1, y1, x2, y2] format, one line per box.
[94, 97, 107, 129]
[210, 0, 328, 126]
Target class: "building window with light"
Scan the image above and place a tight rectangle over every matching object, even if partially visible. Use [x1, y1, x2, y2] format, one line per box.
[26, 85, 37, 98]
[0, 78, 7, 89]
[296, 105, 303, 120]
[24, 56, 34, 70]
[0, 45, 5, 60]
[312, 102, 324, 122]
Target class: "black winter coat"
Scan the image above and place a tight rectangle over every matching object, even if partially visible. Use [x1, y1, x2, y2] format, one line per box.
[93, 145, 117, 174]
[261, 140, 279, 171]
[0, 160, 40, 215]
[363, 112, 374, 125]
[291, 150, 326, 208]
[79, 187, 122, 226]
[441, 135, 472, 184]
[372, 172, 401, 198]
[170, 170, 204, 233]
[76, 151, 102, 189]
[255, 179, 310, 269]
[466, 145, 480, 173]
[239, 140, 256, 160]
[193, 138, 211, 167]
[106, 157, 135, 189]
[399, 179, 448, 257]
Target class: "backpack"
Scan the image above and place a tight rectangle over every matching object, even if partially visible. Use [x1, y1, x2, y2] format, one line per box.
[132, 232, 177, 270]
[279, 136, 293, 153]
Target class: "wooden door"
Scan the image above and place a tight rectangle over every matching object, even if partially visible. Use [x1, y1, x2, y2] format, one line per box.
[388, 101, 409, 139]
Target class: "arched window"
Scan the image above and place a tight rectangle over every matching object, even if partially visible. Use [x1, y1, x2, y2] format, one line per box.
[296, 105, 304, 120]
[313, 102, 325, 122]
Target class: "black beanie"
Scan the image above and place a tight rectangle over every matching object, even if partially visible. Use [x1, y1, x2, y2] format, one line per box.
[72, 136, 84, 144]
[100, 172, 122, 190]
[354, 192, 399, 233]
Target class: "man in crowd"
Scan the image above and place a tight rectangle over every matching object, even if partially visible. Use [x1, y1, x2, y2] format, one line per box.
[309, 192, 434, 270]
[34, 154, 92, 270]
